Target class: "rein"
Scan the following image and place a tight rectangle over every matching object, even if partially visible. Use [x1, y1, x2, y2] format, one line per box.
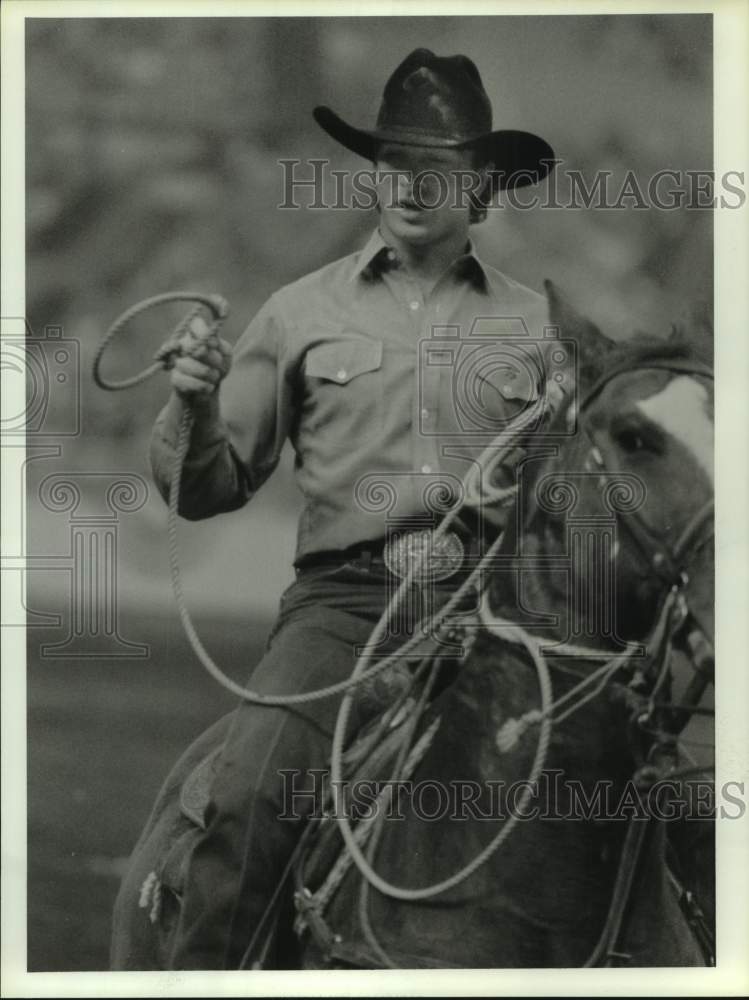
[579, 356, 714, 591]
[300, 357, 715, 969]
[95, 297, 715, 969]
[95, 293, 491, 707]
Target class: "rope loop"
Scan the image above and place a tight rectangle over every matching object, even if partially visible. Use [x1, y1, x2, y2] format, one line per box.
[94, 291, 546, 708]
[93, 291, 229, 391]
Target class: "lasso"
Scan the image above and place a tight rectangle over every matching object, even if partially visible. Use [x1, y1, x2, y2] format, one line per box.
[95, 291, 631, 911]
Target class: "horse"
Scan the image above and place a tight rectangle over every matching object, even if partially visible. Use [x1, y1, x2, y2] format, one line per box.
[110, 282, 715, 970]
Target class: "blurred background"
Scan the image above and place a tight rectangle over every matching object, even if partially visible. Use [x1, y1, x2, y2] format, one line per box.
[21, 14, 712, 970]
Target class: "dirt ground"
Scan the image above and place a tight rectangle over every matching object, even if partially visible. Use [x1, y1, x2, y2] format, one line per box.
[26, 612, 268, 971]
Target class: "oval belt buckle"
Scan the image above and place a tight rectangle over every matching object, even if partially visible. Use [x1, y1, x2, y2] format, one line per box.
[383, 529, 465, 582]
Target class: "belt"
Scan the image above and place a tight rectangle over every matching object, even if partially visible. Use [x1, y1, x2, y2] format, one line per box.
[296, 527, 475, 582]
[296, 539, 387, 574]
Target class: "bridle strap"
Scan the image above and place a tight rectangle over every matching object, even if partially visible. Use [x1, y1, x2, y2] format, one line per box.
[673, 499, 714, 564]
[580, 423, 714, 590]
[580, 356, 714, 412]
[584, 814, 652, 967]
[297, 357, 716, 969]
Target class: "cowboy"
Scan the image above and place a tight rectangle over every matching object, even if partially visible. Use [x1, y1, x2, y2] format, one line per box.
[150, 48, 559, 969]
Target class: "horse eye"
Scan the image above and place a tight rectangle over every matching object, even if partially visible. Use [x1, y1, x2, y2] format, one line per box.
[615, 427, 649, 453]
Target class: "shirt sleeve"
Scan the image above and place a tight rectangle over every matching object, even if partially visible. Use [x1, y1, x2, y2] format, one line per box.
[149, 294, 295, 520]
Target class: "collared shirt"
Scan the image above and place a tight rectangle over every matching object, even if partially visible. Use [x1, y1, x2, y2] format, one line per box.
[150, 228, 563, 563]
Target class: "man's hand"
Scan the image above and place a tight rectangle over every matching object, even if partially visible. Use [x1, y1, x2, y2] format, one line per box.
[168, 315, 232, 404]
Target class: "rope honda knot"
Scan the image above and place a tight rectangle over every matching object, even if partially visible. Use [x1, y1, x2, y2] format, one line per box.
[93, 291, 229, 391]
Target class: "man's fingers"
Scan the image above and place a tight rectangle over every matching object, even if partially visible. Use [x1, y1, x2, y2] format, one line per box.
[163, 319, 232, 393]
[215, 337, 232, 360]
[174, 356, 222, 382]
[192, 344, 223, 366]
[172, 370, 218, 396]
[171, 358, 222, 400]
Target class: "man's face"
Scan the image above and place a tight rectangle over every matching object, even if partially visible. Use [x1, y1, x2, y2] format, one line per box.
[374, 143, 486, 247]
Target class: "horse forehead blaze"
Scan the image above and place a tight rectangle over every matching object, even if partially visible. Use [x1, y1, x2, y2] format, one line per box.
[636, 375, 714, 484]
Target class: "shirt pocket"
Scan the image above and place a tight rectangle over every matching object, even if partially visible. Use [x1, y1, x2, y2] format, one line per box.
[303, 338, 385, 436]
[305, 338, 383, 384]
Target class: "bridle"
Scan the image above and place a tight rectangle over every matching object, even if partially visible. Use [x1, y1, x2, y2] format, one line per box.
[517, 354, 714, 685]
[580, 355, 714, 589]
[567, 358, 716, 968]
[576, 357, 715, 681]
[94, 296, 716, 968]
[288, 355, 717, 970]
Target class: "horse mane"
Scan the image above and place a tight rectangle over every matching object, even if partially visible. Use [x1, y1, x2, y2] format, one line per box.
[586, 305, 714, 393]
[539, 308, 713, 444]
[602, 333, 712, 377]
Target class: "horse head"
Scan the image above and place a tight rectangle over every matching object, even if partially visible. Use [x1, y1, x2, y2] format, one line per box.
[310, 284, 715, 970]
[493, 281, 714, 661]
[110, 283, 716, 973]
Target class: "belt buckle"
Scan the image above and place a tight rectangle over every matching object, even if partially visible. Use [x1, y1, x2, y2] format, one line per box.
[383, 529, 465, 582]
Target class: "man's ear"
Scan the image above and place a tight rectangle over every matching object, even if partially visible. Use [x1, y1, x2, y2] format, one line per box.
[476, 159, 494, 193]
[544, 280, 615, 389]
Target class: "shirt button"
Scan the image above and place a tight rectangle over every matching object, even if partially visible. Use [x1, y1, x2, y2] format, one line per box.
[409, 300, 420, 311]
[421, 464, 432, 474]
[337, 369, 347, 381]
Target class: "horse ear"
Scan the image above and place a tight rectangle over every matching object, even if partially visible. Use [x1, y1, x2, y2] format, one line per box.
[669, 300, 713, 365]
[544, 280, 615, 387]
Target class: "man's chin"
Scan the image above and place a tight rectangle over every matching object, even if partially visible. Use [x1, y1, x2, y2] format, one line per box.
[384, 211, 434, 243]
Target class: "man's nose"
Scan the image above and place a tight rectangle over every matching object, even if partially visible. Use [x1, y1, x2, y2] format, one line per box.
[413, 171, 444, 206]
[377, 169, 413, 201]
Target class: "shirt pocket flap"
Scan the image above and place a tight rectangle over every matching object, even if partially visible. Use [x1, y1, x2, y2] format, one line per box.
[305, 339, 383, 384]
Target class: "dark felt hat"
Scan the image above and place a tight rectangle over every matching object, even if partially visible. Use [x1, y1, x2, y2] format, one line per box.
[313, 48, 556, 190]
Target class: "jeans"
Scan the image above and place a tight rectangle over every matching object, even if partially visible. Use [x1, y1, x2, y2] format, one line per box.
[168, 560, 456, 969]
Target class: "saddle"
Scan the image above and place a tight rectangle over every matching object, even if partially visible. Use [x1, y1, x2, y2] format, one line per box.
[145, 598, 476, 966]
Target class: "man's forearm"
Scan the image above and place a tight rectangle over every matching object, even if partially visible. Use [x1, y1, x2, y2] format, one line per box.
[149, 392, 250, 520]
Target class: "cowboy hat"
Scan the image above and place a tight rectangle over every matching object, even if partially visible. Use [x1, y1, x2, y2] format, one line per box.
[313, 48, 556, 190]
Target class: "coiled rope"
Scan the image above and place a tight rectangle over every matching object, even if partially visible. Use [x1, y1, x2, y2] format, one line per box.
[94, 291, 544, 709]
[96, 291, 613, 907]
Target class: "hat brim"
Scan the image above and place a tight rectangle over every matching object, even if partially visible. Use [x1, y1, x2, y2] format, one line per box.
[313, 106, 556, 190]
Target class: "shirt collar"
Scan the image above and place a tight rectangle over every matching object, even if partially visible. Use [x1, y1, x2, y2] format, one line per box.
[350, 227, 489, 291]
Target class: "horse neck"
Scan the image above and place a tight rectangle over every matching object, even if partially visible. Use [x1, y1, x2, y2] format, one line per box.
[487, 443, 661, 652]
[346, 639, 652, 968]
[329, 537, 683, 966]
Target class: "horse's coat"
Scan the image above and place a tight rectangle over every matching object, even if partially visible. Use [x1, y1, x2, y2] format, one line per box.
[637, 375, 713, 484]
[111, 284, 715, 971]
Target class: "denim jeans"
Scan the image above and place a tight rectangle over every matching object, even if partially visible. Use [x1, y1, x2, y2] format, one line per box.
[168, 560, 456, 969]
